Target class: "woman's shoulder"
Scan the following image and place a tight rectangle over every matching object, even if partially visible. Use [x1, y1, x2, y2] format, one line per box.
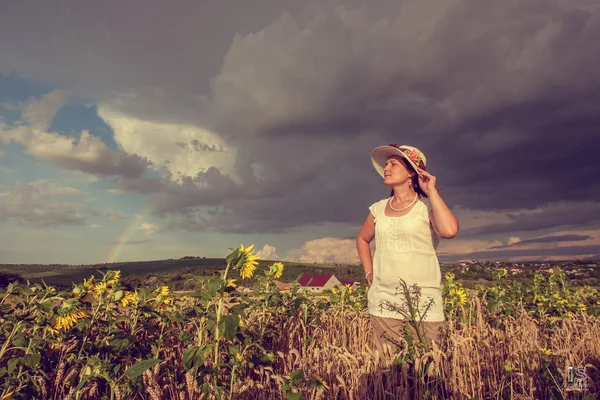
[370, 197, 389, 209]
[368, 197, 389, 217]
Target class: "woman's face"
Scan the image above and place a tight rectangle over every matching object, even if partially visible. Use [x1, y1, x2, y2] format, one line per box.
[383, 156, 413, 186]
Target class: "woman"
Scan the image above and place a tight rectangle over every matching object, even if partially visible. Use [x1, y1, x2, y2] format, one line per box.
[356, 144, 459, 357]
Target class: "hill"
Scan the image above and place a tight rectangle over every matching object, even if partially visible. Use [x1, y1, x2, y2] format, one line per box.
[0, 258, 364, 288]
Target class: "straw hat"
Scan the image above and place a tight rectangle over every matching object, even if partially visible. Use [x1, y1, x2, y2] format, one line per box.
[370, 144, 427, 178]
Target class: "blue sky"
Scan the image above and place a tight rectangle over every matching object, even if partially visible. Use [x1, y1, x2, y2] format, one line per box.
[1, 0, 599, 265]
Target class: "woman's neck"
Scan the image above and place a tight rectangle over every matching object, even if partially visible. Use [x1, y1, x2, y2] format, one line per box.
[392, 186, 417, 203]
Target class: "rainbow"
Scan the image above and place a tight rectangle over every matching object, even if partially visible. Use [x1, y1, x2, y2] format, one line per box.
[104, 204, 151, 264]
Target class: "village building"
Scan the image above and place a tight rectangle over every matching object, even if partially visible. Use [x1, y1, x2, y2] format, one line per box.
[297, 273, 343, 292]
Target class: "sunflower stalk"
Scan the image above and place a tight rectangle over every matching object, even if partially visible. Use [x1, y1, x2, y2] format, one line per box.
[213, 260, 232, 383]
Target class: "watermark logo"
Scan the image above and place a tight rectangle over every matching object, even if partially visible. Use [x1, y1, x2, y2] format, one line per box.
[565, 366, 590, 392]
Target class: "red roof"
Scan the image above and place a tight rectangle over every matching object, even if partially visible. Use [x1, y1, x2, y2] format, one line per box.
[297, 274, 335, 287]
[340, 280, 358, 286]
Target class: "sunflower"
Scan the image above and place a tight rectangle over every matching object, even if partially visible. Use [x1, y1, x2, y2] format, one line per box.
[449, 287, 467, 306]
[227, 279, 237, 288]
[542, 348, 552, 356]
[154, 286, 172, 306]
[269, 262, 284, 279]
[120, 291, 139, 307]
[94, 281, 109, 296]
[158, 286, 170, 297]
[107, 270, 121, 286]
[239, 244, 259, 279]
[83, 276, 96, 291]
[444, 272, 455, 281]
[53, 310, 88, 331]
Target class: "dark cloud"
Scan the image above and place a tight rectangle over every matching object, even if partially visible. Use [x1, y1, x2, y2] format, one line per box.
[3, 0, 600, 239]
[185, 0, 600, 233]
[490, 234, 592, 248]
[460, 201, 600, 237]
[439, 244, 600, 262]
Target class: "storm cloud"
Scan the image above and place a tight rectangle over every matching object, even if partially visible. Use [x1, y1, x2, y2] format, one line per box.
[1, 0, 599, 240]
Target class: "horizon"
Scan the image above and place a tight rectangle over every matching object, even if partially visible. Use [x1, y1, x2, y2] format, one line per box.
[1, 255, 598, 268]
[1, 0, 599, 265]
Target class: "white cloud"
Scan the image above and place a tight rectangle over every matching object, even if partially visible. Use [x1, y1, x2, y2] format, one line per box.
[29, 179, 90, 197]
[0, 180, 87, 226]
[507, 236, 521, 245]
[107, 189, 124, 195]
[0, 92, 148, 179]
[97, 106, 238, 182]
[0, 149, 5, 158]
[139, 222, 159, 235]
[285, 238, 361, 265]
[437, 238, 505, 257]
[19, 91, 68, 130]
[92, 208, 127, 221]
[90, 223, 101, 229]
[256, 244, 279, 260]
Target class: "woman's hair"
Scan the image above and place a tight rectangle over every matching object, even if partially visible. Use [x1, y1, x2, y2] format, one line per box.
[389, 158, 428, 198]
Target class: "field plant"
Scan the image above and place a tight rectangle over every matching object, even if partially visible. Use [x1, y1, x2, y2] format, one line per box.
[0, 246, 599, 399]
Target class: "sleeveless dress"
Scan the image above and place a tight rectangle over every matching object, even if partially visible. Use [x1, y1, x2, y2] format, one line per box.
[367, 197, 446, 322]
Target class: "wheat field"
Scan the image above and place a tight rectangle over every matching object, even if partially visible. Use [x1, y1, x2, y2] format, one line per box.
[1, 246, 598, 399]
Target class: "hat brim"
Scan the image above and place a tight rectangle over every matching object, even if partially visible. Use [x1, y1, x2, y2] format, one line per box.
[370, 146, 424, 178]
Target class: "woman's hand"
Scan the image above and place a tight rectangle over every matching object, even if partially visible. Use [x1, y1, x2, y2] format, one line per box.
[418, 167, 460, 238]
[417, 168, 437, 196]
[365, 270, 373, 287]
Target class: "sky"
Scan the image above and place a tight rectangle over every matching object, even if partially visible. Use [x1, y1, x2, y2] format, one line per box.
[1, 0, 599, 265]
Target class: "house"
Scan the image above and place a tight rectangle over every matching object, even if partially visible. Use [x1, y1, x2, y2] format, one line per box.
[297, 274, 342, 292]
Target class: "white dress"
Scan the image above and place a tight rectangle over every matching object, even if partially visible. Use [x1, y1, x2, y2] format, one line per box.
[367, 197, 446, 322]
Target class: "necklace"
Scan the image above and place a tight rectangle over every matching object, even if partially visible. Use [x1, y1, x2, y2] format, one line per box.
[388, 193, 419, 212]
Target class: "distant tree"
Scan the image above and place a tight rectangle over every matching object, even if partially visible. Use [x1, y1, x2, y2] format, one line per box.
[0, 272, 26, 288]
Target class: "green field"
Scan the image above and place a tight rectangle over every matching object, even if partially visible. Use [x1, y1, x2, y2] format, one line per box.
[0, 258, 360, 289]
[1, 258, 598, 291]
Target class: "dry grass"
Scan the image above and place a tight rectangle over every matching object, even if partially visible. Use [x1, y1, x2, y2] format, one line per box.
[4, 296, 599, 399]
[220, 297, 599, 400]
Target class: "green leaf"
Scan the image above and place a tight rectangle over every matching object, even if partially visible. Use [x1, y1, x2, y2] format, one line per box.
[12, 334, 27, 348]
[259, 351, 275, 365]
[289, 369, 304, 382]
[206, 319, 216, 336]
[23, 353, 41, 368]
[124, 358, 160, 379]
[206, 278, 222, 296]
[38, 300, 53, 313]
[0, 304, 12, 317]
[219, 315, 240, 341]
[183, 346, 205, 370]
[0, 367, 7, 379]
[225, 248, 239, 265]
[114, 316, 131, 324]
[75, 375, 91, 392]
[286, 393, 302, 400]
[110, 338, 130, 352]
[8, 358, 20, 375]
[112, 290, 124, 302]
